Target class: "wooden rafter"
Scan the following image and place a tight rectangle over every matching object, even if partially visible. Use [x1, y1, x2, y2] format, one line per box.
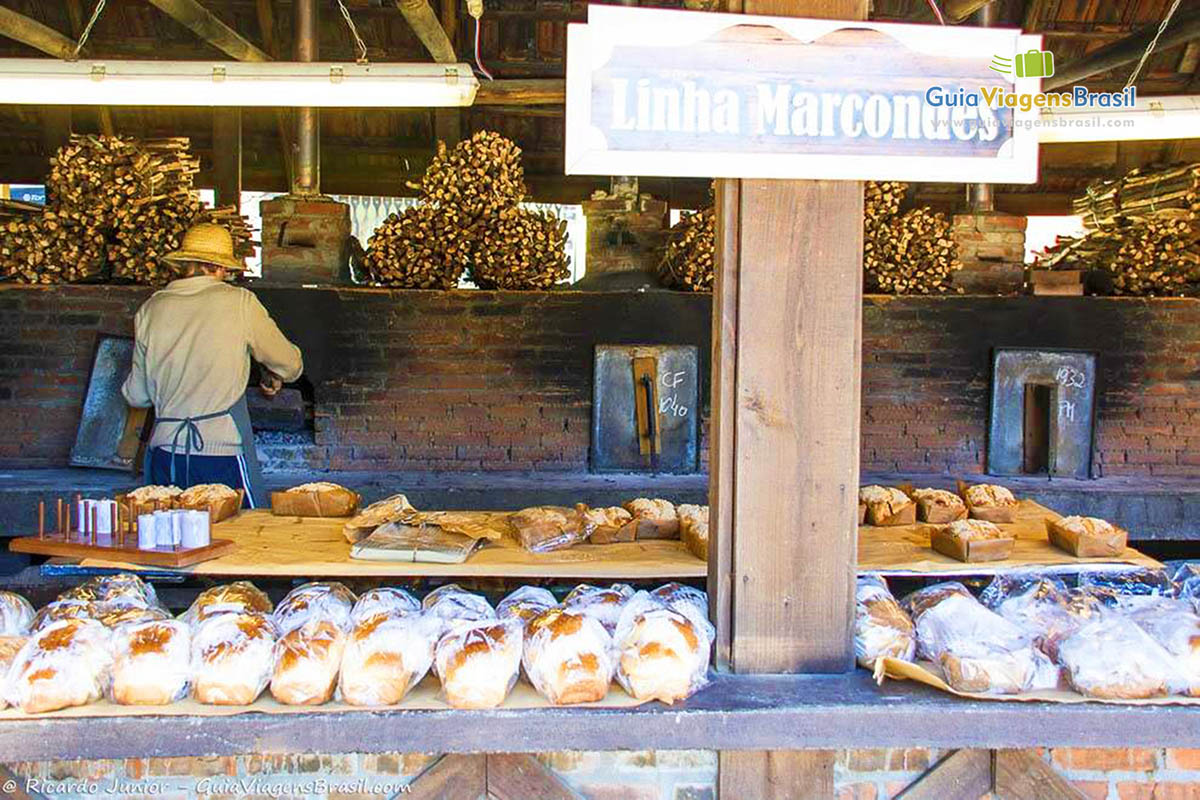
[395, 0, 458, 64]
[0, 5, 75, 60]
[1045, 8, 1200, 90]
[147, 0, 270, 62]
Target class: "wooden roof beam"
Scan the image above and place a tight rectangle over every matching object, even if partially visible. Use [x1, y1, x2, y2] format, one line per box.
[147, 0, 270, 62]
[474, 79, 565, 105]
[0, 5, 75, 60]
[942, 0, 995, 24]
[395, 0, 457, 64]
[1045, 8, 1200, 91]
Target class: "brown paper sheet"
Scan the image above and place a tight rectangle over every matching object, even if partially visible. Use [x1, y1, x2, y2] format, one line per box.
[874, 657, 1200, 706]
[77, 511, 706, 579]
[858, 500, 1161, 576]
[0, 675, 647, 720]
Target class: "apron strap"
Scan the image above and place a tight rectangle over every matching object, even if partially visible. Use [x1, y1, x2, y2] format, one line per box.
[153, 406, 237, 487]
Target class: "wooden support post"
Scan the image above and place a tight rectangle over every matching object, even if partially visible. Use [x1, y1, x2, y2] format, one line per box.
[406, 754, 486, 800]
[711, 0, 865, 794]
[212, 108, 242, 209]
[894, 750, 993, 800]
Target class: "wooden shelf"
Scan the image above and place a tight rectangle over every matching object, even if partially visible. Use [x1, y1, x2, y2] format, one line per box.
[72, 511, 707, 579]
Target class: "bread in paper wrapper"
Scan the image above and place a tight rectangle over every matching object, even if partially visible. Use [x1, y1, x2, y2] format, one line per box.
[0, 591, 34, 636]
[340, 611, 442, 706]
[914, 591, 1058, 694]
[434, 618, 523, 709]
[1057, 616, 1178, 699]
[523, 608, 615, 705]
[510, 505, 594, 553]
[182, 581, 273, 627]
[110, 619, 191, 705]
[614, 590, 713, 704]
[497, 586, 558, 630]
[5, 618, 112, 713]
[859, 486, 915, 526]
[564, 583, 635, 634]
[961, 482, 1018, 523]
[191, 611, 276, 705]
[352, 587, 421, 624]
[272, 482, 360, 518]
[911, 488, 967, 524]
[270, 619, 346, 705]
[272, 581, 356, 636]
[342, 493, 416, 543]
[855, 576, 915, 668]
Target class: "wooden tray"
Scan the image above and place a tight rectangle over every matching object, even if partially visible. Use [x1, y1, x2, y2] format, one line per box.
[929, 528, 1015, 563]
[9, 533, 235, 568]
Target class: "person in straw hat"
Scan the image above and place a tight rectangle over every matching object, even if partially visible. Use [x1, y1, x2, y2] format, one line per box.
[121, 223, 302, 507]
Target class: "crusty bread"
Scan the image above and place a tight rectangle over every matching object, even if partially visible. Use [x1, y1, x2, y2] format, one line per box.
[942, 519, 1007, 543]
[854, 578, 915, 668]
[676, 504, 709, 560]
[911, 489, 967, 524]
[964, 484, 1016, 508]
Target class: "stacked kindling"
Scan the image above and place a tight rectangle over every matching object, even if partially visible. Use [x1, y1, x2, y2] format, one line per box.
[863, 181, 961, 294]
[1038, 163, 1200, 297]
[363, 131, 570, 290]
[658, 207, 715, 293]
[1, 135, 253, 285]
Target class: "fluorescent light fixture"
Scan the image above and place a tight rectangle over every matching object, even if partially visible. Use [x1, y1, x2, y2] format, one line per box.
[0, 59, 479, 107]
[1038, 95, 1200, 143]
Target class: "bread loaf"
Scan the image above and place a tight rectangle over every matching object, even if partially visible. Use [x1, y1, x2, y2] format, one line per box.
[676, 504, 709, 560]
[422, 584, 495, 627]
[272, 482, 360, 518]
[584, 506, 634, 544]
[270, 619, 346, 705]
[563, 584, 635, 634]
[30, 599, 96, 633]
[272, 582, 356, 636]
[523, 608, 615, 705]
[1131, 609, 1200, 696]
[61, 573, 159, 608]
[340, 611, 442, 706]
[901, 582, 974, 624]
[621, 498, 680, 540]
[352, 587, 421, 624]
[5, 618, 113, 713]
[613, 591, 712, 704]
[182, 581, 273, 627]
[110, 619, 191, 705]
[1047, 515, 1128, 557]
[434, 619, 523, 709]
[1058, 617, 1176, 699]
[497, 586, 558, 630]
[859, 486, 916, 526]
[127, 485, 182, 506]
[94, 603, 172, 629]
[962, 483, 1018, 523]
[854, 576, 916, 668]
[510, 506, 593, 552]
[191, 611, 277, 705]
[179, 483, 239, 507]
[0, 636, 24, 709]
[911, 489, 967, 524]
[0, 590, 34, 636]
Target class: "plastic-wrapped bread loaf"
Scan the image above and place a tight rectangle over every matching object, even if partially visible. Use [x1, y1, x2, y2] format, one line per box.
[497, 586, 558, 630]
[29, 599, 96, 633]
[270, 619, 346, 705]
[563, 584, 635, 634]
[191, 611, 277, 705]
[676, 504, 709, 560]
[0, 591, 34, 636]
[182, 581, 273, 627]
[272, 582, 356, 636]
[854, 576, 916, 668]
[1130, 608, 1200, 696]
[614, 590, 713, 704]
[901, 582, 974, 626]
[4, 618, 113, 713]
[110, 619, 191, 705]
[510, 506, 594, 552]
[94, 603, 172, 629]
[340, 611, 443, 706]
[434, 618, 523, 709]
[0, 636, 24, 709]
[351, 587, 421, 624]
[523, 608, 615, 705]
[1057, 616, 1178, 699]
[422, 584, 495, 628]
[981, 576, 1103, 661]
[61, 573, 160, 609]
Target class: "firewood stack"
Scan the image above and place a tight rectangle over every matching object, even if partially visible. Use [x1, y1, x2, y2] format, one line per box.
[1036, 163, 1200, 297]
[863, 181, 961, 294]
[1, 135, 253, 285]
[365, 131, 571, 290]
[658, 207, 715, 292]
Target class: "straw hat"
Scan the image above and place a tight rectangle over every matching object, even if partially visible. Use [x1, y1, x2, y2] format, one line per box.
[164, 223, 245, 271]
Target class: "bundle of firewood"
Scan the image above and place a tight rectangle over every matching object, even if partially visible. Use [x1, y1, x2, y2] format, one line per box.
[366, 131, 569, 290]
[0, 210, 106, 284]
[658, 207, 715, 292]
[863, 181, 960, 294]
[467, 207, 570, 290]
[421, 131, 527, 222]
[1074, 163, 1200, 229]
[362, 205, 469, 289]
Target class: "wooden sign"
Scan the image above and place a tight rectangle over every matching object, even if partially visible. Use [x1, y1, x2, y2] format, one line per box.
[565, 7, 1041, 183]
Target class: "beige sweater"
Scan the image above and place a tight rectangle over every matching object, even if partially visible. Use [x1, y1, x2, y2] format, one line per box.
[122, 276, 303, 457]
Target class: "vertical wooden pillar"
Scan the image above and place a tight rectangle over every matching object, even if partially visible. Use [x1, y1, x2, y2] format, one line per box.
[213, 108, 242, 209]
[710, 0, 866, 795]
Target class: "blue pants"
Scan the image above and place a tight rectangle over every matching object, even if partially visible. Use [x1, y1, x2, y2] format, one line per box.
[146, 447, 259, 509]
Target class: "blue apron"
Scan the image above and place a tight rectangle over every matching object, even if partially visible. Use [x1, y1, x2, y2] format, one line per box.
[142, 394, 266, 509]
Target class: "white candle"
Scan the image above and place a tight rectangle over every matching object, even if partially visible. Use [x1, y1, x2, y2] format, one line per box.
[137, 514, 157, 550]
[181, 510, 211, 549]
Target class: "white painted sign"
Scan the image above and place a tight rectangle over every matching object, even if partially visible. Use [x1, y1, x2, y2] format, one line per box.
[565, 6, 1042, 183]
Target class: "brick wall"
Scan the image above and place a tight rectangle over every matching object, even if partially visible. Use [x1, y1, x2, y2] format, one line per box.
[2, 285, 1198, 479]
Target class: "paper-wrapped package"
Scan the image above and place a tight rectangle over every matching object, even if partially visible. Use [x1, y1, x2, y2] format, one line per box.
[523, 608, 615, 705]
[181, 581, 273, 627]
[563, 584, 635, 634]
[270, 619, 346, 705]
[340, 611, 443, 706]
[191, 611, 277, 705]
[1058, 616, 1178, 699]
[0, 591, 34, 636]
[110, 619, 191, 705]
[342, 493, 416, 543]
[272, 582, 356, 636]
[434, 618, 523, 709]
[613, 590, 713, 704]
[854, 576, 915, 668]
[4, 618, 113, 713]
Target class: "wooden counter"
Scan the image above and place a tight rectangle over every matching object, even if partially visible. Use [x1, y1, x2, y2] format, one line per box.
[75, 511, 708, 579]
